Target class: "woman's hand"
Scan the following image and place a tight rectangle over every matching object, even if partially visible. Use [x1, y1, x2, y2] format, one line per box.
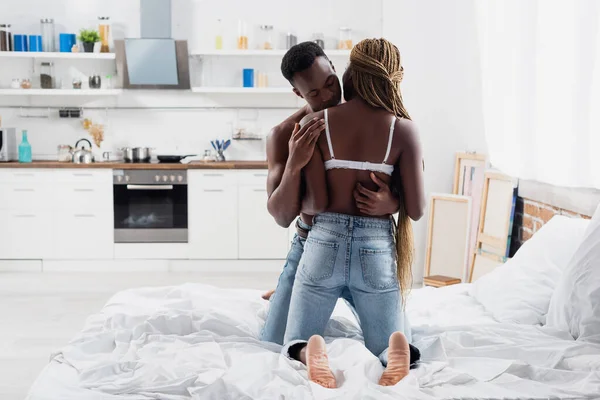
[354, 173, 400, 216]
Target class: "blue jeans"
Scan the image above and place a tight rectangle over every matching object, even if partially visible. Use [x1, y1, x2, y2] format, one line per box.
[283, 213, 411, 366]
[261, 219, 356, 344]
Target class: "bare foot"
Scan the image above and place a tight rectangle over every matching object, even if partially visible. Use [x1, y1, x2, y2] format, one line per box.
[306, 335, 337, 389]
[261, 289, 275, 300]
[378, 332, 410, 386]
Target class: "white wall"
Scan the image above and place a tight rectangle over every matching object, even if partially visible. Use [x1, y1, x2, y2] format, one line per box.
[383, 0, 488, 283]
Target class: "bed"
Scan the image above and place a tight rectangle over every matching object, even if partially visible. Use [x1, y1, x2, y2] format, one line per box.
[26, 215, 600, 400]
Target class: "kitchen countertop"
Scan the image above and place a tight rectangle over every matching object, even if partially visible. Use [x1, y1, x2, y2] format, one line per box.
[0, 160, 268, 170]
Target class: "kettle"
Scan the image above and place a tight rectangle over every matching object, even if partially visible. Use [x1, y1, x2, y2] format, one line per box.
[72, 139, 95, 164]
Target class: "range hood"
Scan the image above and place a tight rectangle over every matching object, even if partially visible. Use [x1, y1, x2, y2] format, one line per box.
[115, 0, 190, 89]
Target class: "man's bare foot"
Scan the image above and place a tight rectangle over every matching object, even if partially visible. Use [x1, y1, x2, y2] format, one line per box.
[261, 289, 275, 300]
[306, 335, 337, 388]
[378, 332, 410, 386]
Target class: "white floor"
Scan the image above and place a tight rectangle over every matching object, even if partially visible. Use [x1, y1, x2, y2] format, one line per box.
[0, 271, 280, 400]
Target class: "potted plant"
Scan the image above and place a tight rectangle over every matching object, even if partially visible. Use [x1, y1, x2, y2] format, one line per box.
[78, 29, 100, 53]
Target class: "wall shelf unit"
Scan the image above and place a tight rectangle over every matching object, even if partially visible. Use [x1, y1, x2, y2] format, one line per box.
[0, 89, 123, 96]
[0, 52, 116, 60]
[190, 49, 351, 57]
[191, 87, 291, 94]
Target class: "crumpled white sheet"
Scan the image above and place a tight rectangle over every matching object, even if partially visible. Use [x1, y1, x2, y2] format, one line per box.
[27, 283, 600, 400]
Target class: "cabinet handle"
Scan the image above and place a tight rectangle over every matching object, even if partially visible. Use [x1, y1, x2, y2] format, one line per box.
[74, 214, 95, 218]
[14, 214, 35, 218]
[74, 188, 94, 192]
[253, 173, 267, 177]
[14, 173, 34, 177]
[204, 189, 224, 192]
[13, 188, 35, 192]
[203, 173, 224, 177]
[73, 173, 93, 177]
[253, 189, 266, 192]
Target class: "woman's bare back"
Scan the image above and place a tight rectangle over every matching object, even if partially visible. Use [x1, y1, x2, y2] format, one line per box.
[302, 101, 403, 217]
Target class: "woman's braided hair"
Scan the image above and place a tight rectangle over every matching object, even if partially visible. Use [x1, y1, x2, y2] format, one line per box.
[349, 38, 414, 301]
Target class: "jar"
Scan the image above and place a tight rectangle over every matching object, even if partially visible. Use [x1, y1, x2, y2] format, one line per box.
[215, 18, 223, 50]
[57, 145, 72, 162]
[338, 27, 352, 50]
[40, 19, 55, 52]
[237, 20, 248, 50]
[312, 33, 325, 49]
[72, 79, 82, 89]
[98, 17, 110, 53]
[286, 32, 297, 49]
[260, 25, 273, 50]
[20, 79, 32, 89]
[11, 79, 21, 89]
[89, 74, 101, 89]
[40, 62, 54, 88]
[0, 24, 12, 51]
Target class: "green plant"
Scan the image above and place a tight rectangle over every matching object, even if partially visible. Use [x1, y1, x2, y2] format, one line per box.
[78, 29, 100, 43]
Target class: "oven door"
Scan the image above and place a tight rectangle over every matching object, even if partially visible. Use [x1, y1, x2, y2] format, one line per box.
[114, 183, 188, 243]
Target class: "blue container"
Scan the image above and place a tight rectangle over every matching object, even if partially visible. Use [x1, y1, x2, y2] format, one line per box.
[59, 33, 76, 52]
[14, 34, 28, 52]
[243, 68, 254, 88]
[29, 35, 42, 52]
[18, 130, 32, 163]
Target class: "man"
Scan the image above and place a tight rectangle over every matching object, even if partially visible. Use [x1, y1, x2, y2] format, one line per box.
[261, 42, 403, 345]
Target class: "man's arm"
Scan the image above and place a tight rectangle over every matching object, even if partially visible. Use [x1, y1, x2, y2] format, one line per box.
[266, 119, 325, 227]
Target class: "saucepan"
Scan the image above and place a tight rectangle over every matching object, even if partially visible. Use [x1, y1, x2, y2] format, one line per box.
[121, 147, 153, 163]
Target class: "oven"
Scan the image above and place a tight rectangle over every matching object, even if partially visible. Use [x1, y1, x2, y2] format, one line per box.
[113, 169, 188, 243]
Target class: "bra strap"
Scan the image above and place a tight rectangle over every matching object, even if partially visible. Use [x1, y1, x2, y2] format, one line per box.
[324, 109, 335, 159]
[383, 117, 395, 163]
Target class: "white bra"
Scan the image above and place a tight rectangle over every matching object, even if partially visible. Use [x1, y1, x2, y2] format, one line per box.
[323, 109, 395, 176]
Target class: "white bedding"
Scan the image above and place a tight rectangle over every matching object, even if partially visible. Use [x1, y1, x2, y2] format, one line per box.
[26, 283, 600, 400]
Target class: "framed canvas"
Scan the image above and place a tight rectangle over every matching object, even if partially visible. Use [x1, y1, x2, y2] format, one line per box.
[425, 194, 472, 283]
[469, 171, 516, 282]
[453, 152, 487, 272]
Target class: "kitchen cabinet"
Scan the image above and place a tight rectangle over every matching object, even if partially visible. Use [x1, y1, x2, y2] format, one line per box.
[189, 171, 238, 259]
[0, 169, 113, 260]
[238, 184, 289, 259]
[0, 212, 51, 259]
[51, 211, 113, 259]
[49, 170, 113, 260]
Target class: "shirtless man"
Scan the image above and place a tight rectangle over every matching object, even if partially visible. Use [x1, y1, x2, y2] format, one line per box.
[261, 42, 408, 349]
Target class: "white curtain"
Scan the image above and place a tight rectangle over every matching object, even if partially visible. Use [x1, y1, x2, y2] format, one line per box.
[476, 0, 600, 189]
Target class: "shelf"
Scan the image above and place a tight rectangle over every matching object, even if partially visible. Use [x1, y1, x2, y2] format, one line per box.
[191, 49, 351, 57]
[0, 89, 123, 96]
[0, 52, 116, 60]
[191, 87, 291, 94]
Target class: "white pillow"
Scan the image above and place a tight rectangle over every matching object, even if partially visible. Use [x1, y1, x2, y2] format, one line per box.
[470, 216, 589, 325]
[547, 203, 600, 343]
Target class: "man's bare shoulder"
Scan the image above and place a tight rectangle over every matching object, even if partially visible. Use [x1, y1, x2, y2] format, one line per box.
[268, 119, 297, 146]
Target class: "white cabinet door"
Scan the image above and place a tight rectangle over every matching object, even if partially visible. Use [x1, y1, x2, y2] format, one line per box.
[189, 186, 238, 259]
[50, 212, 114, 259]
[238, 185, 289, 259]
[189, 172, 238, 259]
[0, 212, 51, 259]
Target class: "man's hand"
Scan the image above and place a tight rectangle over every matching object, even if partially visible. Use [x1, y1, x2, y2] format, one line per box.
[354, 173, 400, 216]
[287, 118, 325, 172]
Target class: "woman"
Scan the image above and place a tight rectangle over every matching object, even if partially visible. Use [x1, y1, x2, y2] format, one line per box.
[282, 38, 426, 388]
